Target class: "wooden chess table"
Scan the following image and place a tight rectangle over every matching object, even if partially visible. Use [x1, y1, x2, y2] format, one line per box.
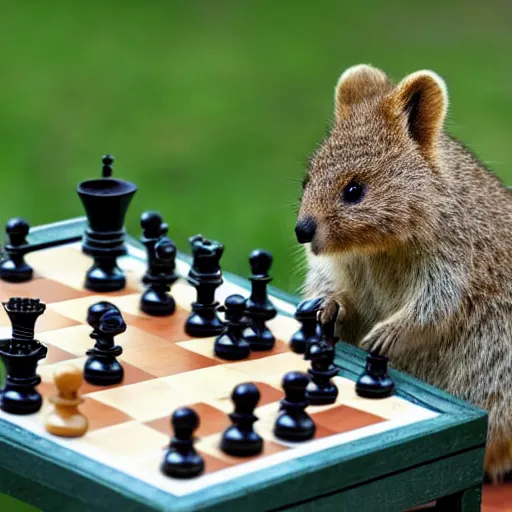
[0, 218, 489, 512]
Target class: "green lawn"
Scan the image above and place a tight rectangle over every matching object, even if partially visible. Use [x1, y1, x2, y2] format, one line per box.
[1, 0, 511, 509]
[0, 0, 511, 295]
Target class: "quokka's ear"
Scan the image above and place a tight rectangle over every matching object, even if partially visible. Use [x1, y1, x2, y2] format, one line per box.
[384, 70, 448, 165]
[334, 64, 390, 120]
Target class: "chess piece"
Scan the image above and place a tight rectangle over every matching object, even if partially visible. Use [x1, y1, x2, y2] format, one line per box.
[214, 295, 251, 360]
[0, 298, 47, 414]
[0, 218, 33, 282]
[77, 155, 137, 292]
[83, 301, 126, 386]
[242, 249, 277, 351]
[45, 365, 88, 437]
[274, 371, 316, 442]
[185, 234, 225, 337]
[139, 211, 179, 316]
[355, 352, 395, 399]
[290, 297, 324, 354]
[161, 407, 204, 479]
[305, 341, 339, 405]
[221, 383, 263, 456]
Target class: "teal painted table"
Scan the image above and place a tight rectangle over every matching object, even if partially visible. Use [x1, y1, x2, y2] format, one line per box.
[0, 219, 487, 512]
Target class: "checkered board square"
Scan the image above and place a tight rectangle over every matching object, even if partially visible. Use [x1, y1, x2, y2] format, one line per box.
[0, 241, 438, 497]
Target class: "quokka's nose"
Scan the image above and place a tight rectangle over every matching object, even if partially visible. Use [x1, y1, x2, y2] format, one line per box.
[295, 217, 317, 244]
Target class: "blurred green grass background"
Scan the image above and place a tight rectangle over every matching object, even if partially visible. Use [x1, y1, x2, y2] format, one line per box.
[1, 0, 512, 296]
[0, 0, 511, 508]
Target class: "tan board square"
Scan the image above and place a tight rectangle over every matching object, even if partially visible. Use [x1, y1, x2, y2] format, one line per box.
[80, 398, 134, 432]
[255, 382, 284, 405]
[145, 402, 230, 439]
[26, 246, 92, 275]
[170, 280, 198, 311]
[257, 401, 336, 442]
[266, 315, 301, 344]
[169, 278, 251, 313]
[196, 431, 288, 466]
[39, 345, 77, 365]
[176, 337, 290, 364]
[26, 246, 141, 295]
[330, 376, 428, 420]
[122, 309, 193, 343]
[0, 307, 80, 332]
[47, 295, 123, 323]
[197, 452, 233, 474]
[38, 357, 157, 395]
[311, 404, 385, 434]
[75, 421, 168, 457]
[0, 277, 90, 303]
[202, 380, 284, 416]
[162, 366, 256, 402]
[226, 352, 309, 389]
[87, 378, 192, 422]
[121, 339, 219, 378]
[39, 325, 93, 355]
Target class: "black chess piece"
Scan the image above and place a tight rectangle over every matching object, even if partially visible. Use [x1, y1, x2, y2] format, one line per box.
[221, 382, 263, 456]
[76, 155, 137, 292]
[0, 218, 33, 283]
[290, 297, 324, 354]
[305, 341, 339, 405]
[355, 352, 395, 399]
[83, 301, 126, 386]
[242, 249, 277, 351]
[161, 407, 204, 479]
[185, 234, 225, 337]
[274, 371, 316, 442]
[139, 211, 179, 316]
[0, 298, 48, 414]
[214, 295, 251, 360]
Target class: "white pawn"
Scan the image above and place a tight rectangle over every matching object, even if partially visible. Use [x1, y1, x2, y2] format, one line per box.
[45, 365, 88, 438]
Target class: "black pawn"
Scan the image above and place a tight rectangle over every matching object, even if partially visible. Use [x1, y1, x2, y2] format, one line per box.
[242, 249, 277, 351]
[185, 234, 225, 337]
[305, 341, 338, 405]
[355, 352, 395, 399]
[214, 295, 250, 360]
[274, 371, 316, 442]
[140, 211, 178, 316]
[290, 297, 324, 354]
[221, 383, 263, 456]
[0, 218, 33, 283]
[161, 407, 204, 479]
[83, 302, 126, 386]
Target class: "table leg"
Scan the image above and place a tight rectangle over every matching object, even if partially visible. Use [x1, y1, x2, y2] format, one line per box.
[435, 484, 482, 511]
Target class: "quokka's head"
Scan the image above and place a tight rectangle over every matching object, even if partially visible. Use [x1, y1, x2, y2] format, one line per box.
[296, 64, 449, 255]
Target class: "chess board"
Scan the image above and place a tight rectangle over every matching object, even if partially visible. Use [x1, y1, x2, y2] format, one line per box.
[0, 219, 488, 512]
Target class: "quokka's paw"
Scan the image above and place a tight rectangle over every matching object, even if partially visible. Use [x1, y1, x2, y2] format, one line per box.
[360, 319, 401, 357]
[319, 297, 345, 325]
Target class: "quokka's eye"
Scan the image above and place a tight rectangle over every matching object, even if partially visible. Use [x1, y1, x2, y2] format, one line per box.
[342, 180, 365, 204]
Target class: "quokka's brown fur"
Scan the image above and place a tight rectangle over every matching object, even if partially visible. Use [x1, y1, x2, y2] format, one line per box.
[297, 64, 512, 480]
